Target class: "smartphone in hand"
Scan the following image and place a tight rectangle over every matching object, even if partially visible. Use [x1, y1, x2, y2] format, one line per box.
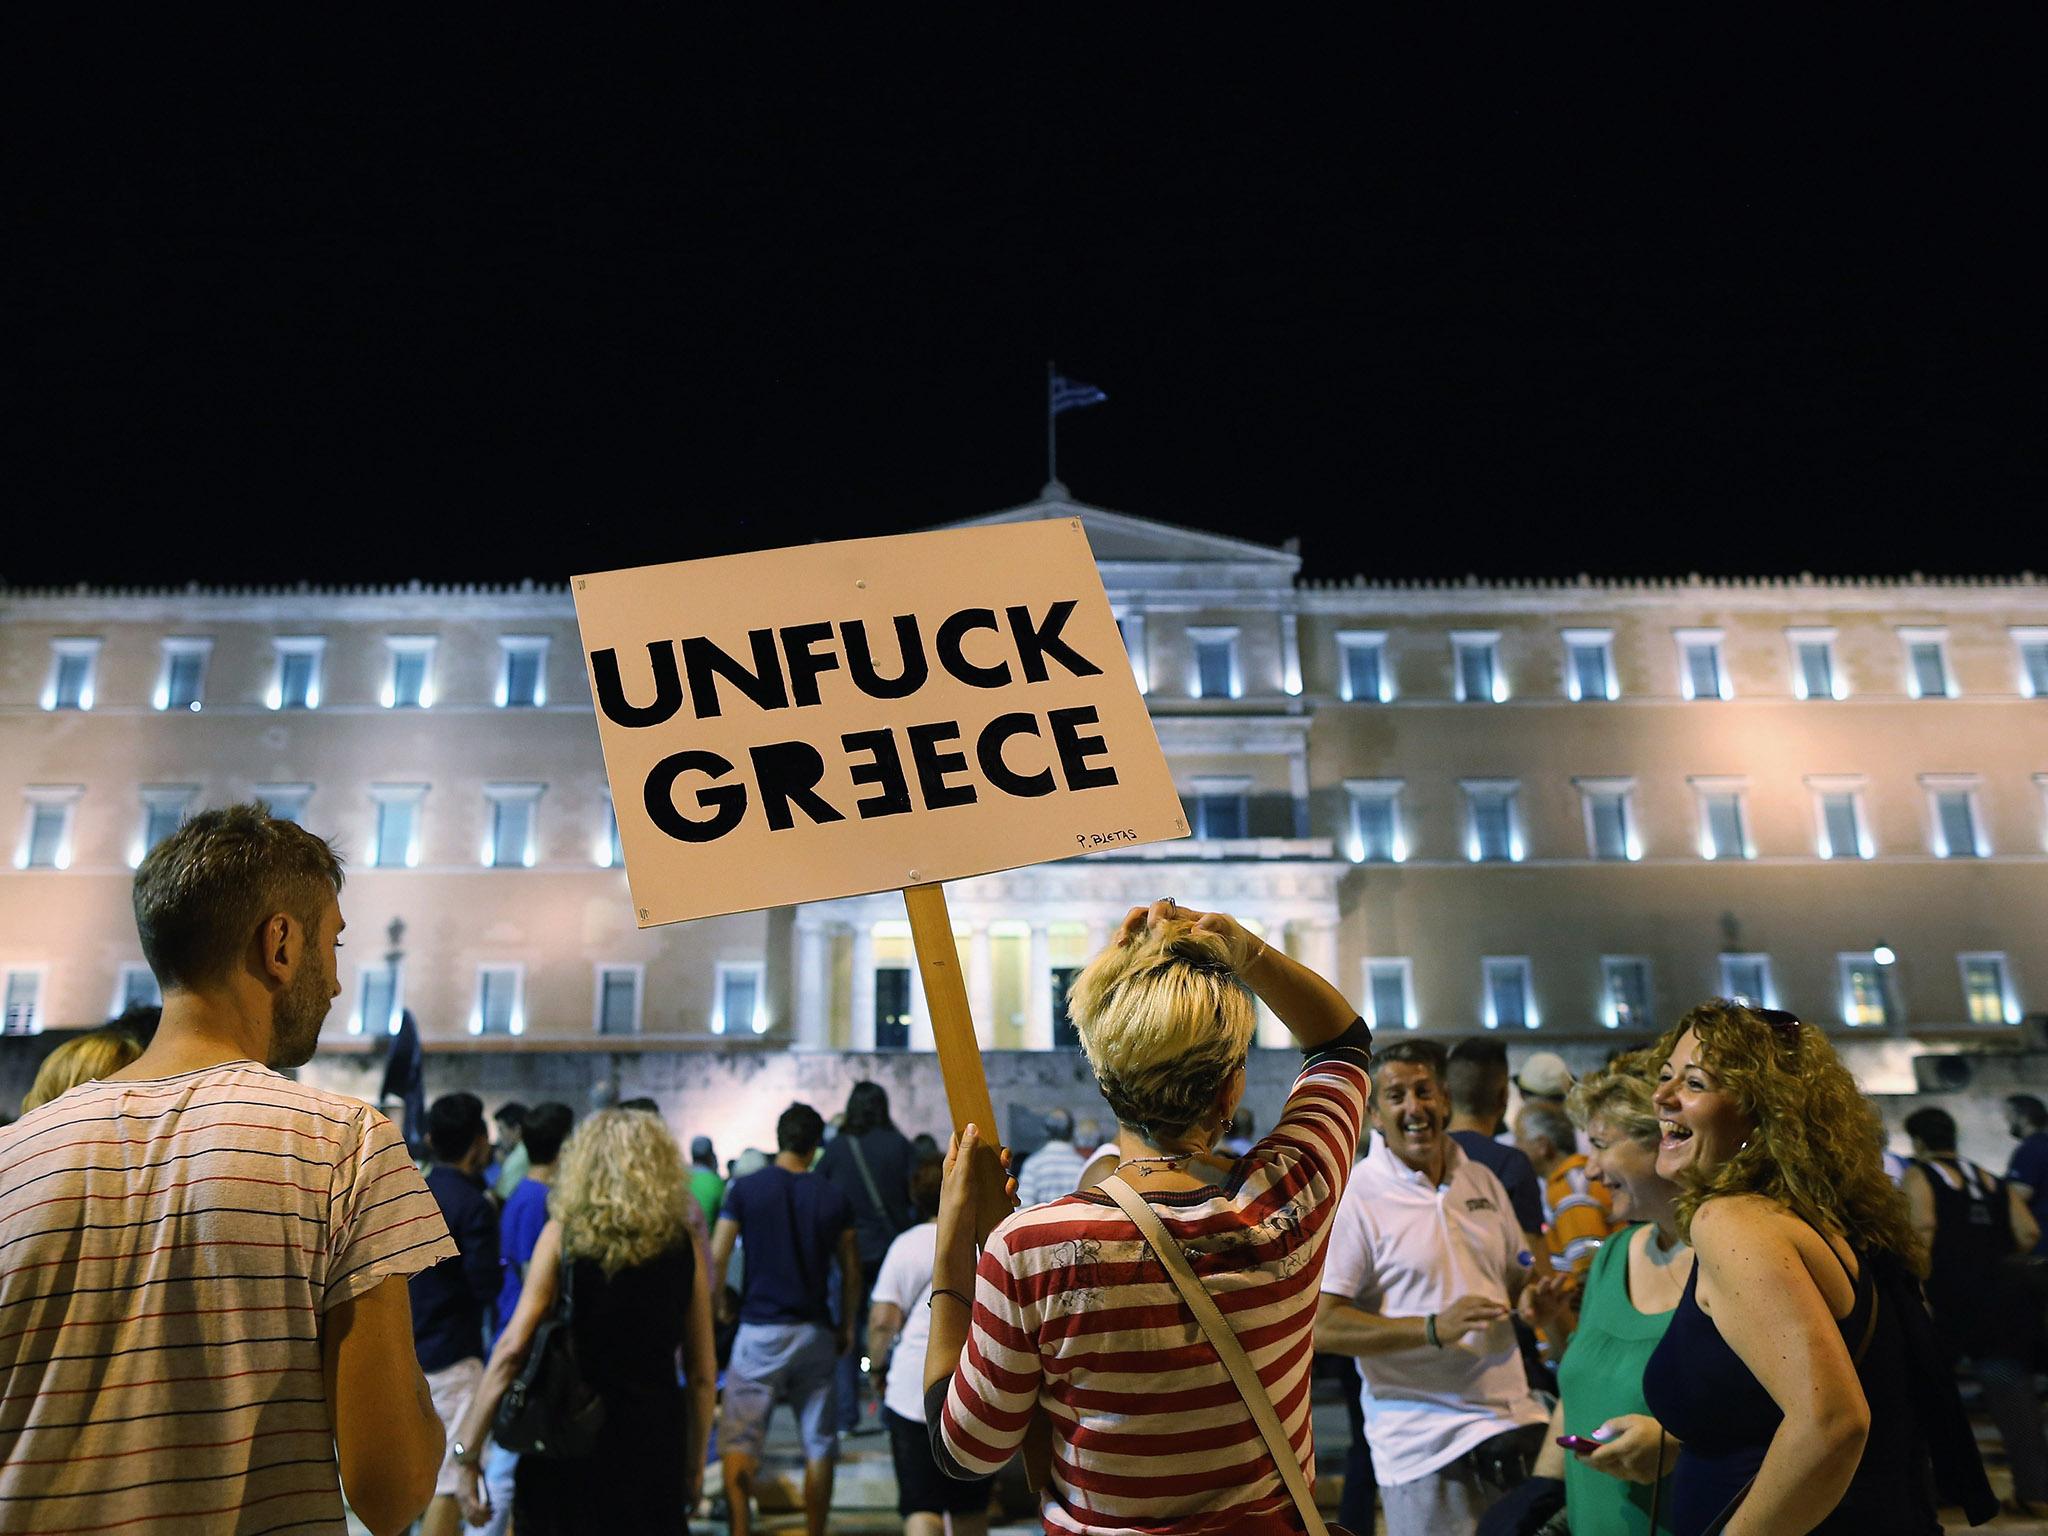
[1556, 1434, 1605, 1454]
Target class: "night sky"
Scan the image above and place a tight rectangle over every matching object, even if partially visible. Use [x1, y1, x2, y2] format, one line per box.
[11, 19, 2045, 587]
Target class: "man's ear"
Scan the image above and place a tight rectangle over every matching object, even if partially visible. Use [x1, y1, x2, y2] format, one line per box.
[260, 913, 295, 983]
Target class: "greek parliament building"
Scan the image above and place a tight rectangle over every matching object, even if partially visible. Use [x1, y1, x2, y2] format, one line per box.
[4, 490, 2047, 1103]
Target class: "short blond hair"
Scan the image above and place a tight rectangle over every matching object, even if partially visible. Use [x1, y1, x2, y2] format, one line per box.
[549, 1108, 694, 1275]
[22, 1031, 145, 1113]
[1067, 919, 1254, 1143]
[1565, 1049, 1661, 1146]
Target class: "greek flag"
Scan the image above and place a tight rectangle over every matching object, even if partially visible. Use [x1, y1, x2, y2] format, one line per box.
[1050, 373, 1107, 415]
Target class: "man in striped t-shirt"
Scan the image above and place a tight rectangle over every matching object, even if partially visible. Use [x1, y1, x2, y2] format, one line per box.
[924, 901, 1372, 1535]
[0, 805, 456, 1535]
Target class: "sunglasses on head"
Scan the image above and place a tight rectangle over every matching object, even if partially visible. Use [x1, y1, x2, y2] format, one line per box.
[1754, 1008, 1803, 1037]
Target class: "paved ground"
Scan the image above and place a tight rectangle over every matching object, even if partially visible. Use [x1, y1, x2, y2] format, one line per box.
[369, 1392, 2048, 1533]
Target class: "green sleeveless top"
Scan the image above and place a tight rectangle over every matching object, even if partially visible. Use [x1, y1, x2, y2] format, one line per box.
[1556, 1222, 1680, 1536]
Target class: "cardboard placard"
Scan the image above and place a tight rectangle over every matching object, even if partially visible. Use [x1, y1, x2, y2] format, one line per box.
[573, 519, 1186, 926]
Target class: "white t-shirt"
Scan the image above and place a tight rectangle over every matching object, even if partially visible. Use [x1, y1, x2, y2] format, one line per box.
[870, 1221, 939, 1423]
[1321, 1132, 1548, 1485]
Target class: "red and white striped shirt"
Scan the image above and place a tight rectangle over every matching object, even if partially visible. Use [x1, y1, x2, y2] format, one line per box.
[936, 1044, 1372, 1534]
[0, 1060, 456, 1535]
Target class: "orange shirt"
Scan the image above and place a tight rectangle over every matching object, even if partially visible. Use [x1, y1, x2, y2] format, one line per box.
[1543, 1152, 1617, 1281]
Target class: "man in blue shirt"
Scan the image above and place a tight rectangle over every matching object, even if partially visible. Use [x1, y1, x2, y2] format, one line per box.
[474, 1101, 573, 1536]
[712, 1102, 859, 1536]
[410, 1093, 499, 1536]
[2006, 1095, 2048, 1257]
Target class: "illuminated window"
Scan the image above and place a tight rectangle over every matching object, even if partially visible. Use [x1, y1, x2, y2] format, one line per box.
[3, 969, 45, 1035]
[1959, 954, 2016, 1026]
[1116, 613, 1150, 693]
[2016, 628, 2048, 698]
[595, 965, 644, 1035]
[111, 965, 162, 1016]
[352, 962, 402, 1035]
[256, 783, 312, 824]
[1453, 632, 1505, 702]
[1808, 778, 1873, 860]
[1364, 958, 1414, 1031]
[369, 785, 427, 868]
[19, 788, 82, 870]
[1345, 779, 1404, 863]
[1483, 957, 1535, 1029]
[1838, 953, 1891, 1027]
[1602, 957, 1653, 1030]
[483, 784, 543, 867]
[1921, 776, 1985, 859]
[156, 638, 211, 711]
[1188, 628, 1241, 699]
[472, 966, 524, 1035]
[1463, 780, 1522, 863]
[1338, 631, 1391, 702]
[384, 636, 436, 709]
[497, 636, 549, 708]
[44, 639, 101, 711]
[135, 786, 197, 866]
[270, 637, 325, 710]
[1576, 778, 1639, 861]
[1676, 630, 1729, 700]
[1188, 779, 1250, 840]
[714, 962, 766, 1035]
[1787, 628, 1843, 700]
[1719, 954, 1775, 1008]
[1899, 628, 1954, 698]
[1689, 777, 1752, 861]
[1562, 629, 1616, 701]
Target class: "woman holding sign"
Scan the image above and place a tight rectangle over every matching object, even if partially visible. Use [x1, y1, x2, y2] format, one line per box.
[922, 899, 1372, 1534]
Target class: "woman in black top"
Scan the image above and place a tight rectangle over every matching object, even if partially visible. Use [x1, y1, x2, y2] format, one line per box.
[1638, 1002, 1991, 1535]
[453, 1108, 719, 1533]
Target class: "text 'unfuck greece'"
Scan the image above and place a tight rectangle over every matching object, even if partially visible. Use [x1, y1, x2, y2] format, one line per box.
[588, 601, 1124, 843]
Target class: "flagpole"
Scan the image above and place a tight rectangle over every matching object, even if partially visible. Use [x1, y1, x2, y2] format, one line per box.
[1045, 359, 1057, 488]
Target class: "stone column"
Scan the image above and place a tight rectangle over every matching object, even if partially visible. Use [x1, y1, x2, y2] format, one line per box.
[1255, 923, 1294, 1048]
[793, 918, 829, 1050]
[849, 920, 876, 1050]
[1289, 753, 1312, 838]
[968, 922, 995, 1049]
[1280, 610, 1302, 696]
[1025, 923, 1054, 1050]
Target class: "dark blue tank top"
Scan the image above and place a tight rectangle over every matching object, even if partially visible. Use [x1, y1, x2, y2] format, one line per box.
[1640, 1232, 1937, 1535]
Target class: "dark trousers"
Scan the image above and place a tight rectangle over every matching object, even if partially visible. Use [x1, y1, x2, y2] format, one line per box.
[832, 1256, 883, 1432]
[1979, 1354, 2048, 1504]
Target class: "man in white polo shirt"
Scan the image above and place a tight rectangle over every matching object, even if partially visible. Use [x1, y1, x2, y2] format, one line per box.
[1316, 1038, 1548, 1536]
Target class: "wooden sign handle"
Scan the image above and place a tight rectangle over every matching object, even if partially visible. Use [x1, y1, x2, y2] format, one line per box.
[903, 881, 1011, 1241]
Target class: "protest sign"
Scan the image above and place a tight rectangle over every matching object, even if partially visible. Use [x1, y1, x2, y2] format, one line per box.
[572, 518, 1186, 926]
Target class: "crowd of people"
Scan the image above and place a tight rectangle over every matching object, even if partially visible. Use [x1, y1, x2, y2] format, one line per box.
[0, 802, 2043, 1535]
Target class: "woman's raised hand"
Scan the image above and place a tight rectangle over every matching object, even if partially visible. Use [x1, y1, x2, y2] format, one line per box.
[1114, 900, 1261, 973]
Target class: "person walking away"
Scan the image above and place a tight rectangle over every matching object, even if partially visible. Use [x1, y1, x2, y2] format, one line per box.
[924, 900, 1372, 1534]
[869, 1154, 997, 1536]
[486, 1101, 529, 1202]
[1640, 1003, 1996, 1532]
[1317, 1039, 1548, 1536]
[473, 1100, 574, 1536]
[413, 1093, 502, 1536]
[1446, 1039, 1549, 1259]
[1516, 1100, 1617, 1286]
[1014, 1107, 1087, 1207]
[2004, 1094, 2048, 1257]
[0, 805, 453, 1534]
[1903, 1105, 2048, 1516]
[713, 1102, 861, 1536]
[691, 1133, 727, 1229]
[453, 1108, 718, 1533]
[817, 1080, 915, 1433]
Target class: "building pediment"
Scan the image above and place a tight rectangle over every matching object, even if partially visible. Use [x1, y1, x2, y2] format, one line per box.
[944, 489, 1301, 575]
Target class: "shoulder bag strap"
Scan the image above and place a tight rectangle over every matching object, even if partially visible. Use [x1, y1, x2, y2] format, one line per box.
[846, 1136, 903, 1233]
[1101, 1175, 1330, 1536]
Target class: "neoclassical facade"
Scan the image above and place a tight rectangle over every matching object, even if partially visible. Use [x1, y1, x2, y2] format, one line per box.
[4, 490, 2044, 1067]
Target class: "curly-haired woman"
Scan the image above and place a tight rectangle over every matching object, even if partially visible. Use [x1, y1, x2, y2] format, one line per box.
[1639, 1002, 1993, 1535]
[451, 1107, 718, 1534]
[922, 899, 1372, 1534]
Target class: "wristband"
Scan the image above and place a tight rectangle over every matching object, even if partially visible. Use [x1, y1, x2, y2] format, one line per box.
[928, 1287, 973, 1311]
[1425, 1313, 1442, 1349]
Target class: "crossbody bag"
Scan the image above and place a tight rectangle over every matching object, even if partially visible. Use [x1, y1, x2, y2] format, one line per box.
[1101, 1175, 1354, 1536]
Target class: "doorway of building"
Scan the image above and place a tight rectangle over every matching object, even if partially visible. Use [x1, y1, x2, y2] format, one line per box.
[875, 966, 911, 1051]
[1050, 966, 1082, 1050]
